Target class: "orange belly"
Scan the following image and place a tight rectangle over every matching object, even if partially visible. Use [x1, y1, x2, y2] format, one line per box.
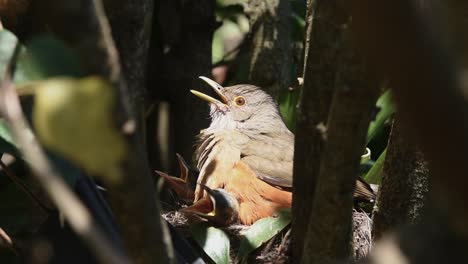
[197, 160, 292, 225]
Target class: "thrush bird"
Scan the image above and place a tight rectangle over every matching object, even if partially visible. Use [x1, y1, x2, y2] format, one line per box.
[162, 77, 375, 225]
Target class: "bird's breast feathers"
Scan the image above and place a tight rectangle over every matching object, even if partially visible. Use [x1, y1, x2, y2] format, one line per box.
[194, 130, 294, 196]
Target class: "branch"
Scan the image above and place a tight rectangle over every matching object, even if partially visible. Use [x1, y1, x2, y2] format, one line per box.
[0, 157, 51, 213]
[0, 49, 129, 264]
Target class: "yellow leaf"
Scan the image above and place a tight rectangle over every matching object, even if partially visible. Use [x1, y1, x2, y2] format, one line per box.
[33, 76, 126, 182]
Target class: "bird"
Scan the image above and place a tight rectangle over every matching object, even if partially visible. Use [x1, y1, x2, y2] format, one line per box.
[181, 184, 239, 226]
[160, 76, 375, 225]
[155, 153, 195, 202]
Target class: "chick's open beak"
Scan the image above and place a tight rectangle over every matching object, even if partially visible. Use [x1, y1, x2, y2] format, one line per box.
[190, 76, 229, 106]
[181, 184, 216, 217]
[182, 184, 239, 226]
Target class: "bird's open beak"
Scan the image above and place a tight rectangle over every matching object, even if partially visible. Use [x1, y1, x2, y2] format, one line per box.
[190, 76, 229, 106]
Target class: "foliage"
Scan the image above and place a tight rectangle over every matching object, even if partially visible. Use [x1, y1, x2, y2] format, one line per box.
[367, 90, 395, 144]
[190, 223, 230, 264]
[236, 210, 291, 263]
[365, 148, 387, 184]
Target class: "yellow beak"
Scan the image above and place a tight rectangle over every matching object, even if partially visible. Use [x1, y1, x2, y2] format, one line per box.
[190, 76, 229, 106]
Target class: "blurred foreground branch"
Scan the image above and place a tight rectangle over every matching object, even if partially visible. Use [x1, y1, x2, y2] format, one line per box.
[37, 0, 174, 262]
[353, 1, 468, 263]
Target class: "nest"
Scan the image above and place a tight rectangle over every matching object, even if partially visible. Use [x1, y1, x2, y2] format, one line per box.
[163, 209, 373, 263]
[352, 209, 373, 261]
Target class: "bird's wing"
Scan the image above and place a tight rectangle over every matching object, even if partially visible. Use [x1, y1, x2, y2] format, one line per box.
[354, 177, 377, 202]
[239, 134, 377, 201]
[240, 133, 294, 189]
[242, 156, 292, 188]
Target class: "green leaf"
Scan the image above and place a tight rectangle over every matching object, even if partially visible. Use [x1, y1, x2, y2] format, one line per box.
[367, 90, 395, 143]
[364, 148, 387, 184]
[190, 223, 230, 264]
[236, 210, 291, 263]
[14, 35, 83, 84]
[279, 88, 299, 131]
[33, 77, 127, 182]
[212, 29, 224, 64]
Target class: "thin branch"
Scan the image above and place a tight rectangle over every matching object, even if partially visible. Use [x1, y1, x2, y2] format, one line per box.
[0, 157, 51, 213]
[0, 227, 17, 255]
[0, 46, 129, 264]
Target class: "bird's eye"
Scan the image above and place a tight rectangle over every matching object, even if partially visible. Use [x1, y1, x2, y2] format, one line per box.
[233, 96, 246, 106]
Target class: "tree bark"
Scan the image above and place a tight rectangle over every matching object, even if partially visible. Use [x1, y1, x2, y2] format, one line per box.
[439, 0, 468, 68]
[300, 28, 379, 263]
[292, 0, 352, 260]
[103, 0, 154, 112]
[148, 0, 215, 170]
[245, 0, 293, 99]
[36, 1, 174, 263]
[373, 117, 429, 240]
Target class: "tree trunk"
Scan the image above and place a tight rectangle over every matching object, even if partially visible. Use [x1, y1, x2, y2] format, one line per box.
[373, 117, 429, 240]
[245, 0, 293, 99]
[292, 0, 351, 260]
[148, 0, 215, 170]
[300, 28, 379, 263]
[103, 0, 154, 112]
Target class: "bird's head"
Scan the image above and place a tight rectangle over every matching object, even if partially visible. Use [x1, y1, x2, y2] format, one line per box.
[182, 184, 239, 226]
[191, 77, 289, 134]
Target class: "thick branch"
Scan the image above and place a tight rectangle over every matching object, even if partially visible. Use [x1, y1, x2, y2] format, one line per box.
[373, 117, 429, 240]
